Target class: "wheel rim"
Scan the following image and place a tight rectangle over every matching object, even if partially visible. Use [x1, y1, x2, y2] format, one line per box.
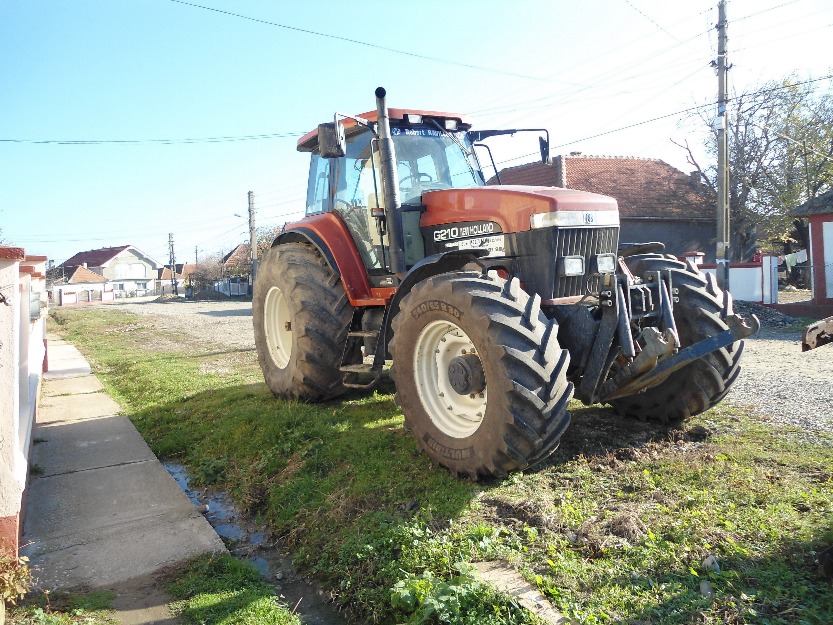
[413, 320, 487, 438]
[263, 285, 292, 368]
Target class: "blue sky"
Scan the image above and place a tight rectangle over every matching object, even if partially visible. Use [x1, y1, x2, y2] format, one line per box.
[2, 0, 831, 265]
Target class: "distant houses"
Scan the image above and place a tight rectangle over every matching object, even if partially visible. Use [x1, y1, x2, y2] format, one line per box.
[46, 245, 202, 304]
[48, 244, 248, 304]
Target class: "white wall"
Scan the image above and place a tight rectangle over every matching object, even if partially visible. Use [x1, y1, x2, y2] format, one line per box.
[699, 259, 776, 304]
[0, 257, 23, 548]
[1, 253, 47, 553]
[825, 222, 833, 299]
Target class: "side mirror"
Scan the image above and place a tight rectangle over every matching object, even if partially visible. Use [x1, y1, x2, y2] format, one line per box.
[318, 121, 346, 158]
[539, 135, 551, 165]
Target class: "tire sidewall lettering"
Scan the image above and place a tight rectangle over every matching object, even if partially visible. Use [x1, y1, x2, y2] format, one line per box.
[410, 300, 462, 320]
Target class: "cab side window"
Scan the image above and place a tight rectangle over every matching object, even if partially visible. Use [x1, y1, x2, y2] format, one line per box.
[306, 154, 330, 216]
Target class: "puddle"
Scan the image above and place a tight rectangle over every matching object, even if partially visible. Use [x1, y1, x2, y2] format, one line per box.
[163, 462, 348, 625]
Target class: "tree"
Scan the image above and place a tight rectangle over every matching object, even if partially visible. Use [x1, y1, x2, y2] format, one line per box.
[190, 253, 224, 291]
[256, 225, 282, 260]
[678, 77, 833, 259]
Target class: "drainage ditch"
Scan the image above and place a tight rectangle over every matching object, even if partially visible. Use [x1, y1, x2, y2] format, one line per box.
[163, 462, 347, 625]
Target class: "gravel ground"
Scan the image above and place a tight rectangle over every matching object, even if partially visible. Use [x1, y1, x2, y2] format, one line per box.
[107, 296, 832, 435]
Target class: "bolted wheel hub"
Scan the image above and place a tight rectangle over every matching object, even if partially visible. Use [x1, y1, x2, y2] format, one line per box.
[448, 353, 486, 396]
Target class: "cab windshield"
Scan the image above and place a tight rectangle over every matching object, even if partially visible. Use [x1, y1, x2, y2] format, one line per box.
[391, 126, 484, 204]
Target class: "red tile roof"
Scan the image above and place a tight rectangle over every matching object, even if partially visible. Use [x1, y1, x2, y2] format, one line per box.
[0, 246, 26, 261]
[159, 267, 181, 280]
[223, 244, 251, 267]
[61, 245, 132, 268]
[158, 263, 197, 280]
[66, 265, 108, 284]
[498, 156, 714, 220]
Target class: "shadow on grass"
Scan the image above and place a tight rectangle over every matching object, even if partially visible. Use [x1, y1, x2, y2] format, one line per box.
[196, 309, 253, 318]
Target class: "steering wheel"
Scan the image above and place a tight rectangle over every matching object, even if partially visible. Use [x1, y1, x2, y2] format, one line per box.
[333, 198, 362, 214]
[399, 172, 433, 187]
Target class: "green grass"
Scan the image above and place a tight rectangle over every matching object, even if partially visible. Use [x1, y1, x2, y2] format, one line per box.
[48, 307, 833, 624]
[168, 555, 303, 625]
[7, 590, 117, 625]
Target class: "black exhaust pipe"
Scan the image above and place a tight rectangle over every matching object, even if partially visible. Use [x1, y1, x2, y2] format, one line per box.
[375, 87, 406, 279]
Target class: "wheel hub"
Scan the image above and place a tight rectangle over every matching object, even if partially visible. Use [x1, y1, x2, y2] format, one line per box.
[413, 320, 487, 439]
[448, 354, 486, 395]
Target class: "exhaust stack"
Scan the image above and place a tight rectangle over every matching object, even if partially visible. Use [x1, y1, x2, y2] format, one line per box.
[375, 87, 406, 278]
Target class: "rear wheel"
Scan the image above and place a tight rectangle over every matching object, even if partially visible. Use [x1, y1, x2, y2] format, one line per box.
[390, 272, 573, 479]
[609, 254, 744, 421]
[253, 242, 356, 401]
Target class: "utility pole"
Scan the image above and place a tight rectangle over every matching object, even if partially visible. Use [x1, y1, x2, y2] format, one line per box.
[715, 0, 730, 290]
[168, 232, 178, 296]
[194, 245, 198, 265]
[248, 191, 257, 285]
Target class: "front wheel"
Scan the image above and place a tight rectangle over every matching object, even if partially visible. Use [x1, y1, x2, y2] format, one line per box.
[608, 254, 744, 421]
[390, 272, 573, 479]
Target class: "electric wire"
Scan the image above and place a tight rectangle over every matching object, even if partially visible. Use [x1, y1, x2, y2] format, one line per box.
[168, 0, 566, 84]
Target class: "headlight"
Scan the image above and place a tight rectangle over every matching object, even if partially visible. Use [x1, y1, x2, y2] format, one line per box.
[595, 253, 617, 274]
[560, 256, 585, 277]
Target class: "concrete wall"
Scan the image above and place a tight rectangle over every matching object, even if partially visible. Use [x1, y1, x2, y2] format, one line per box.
[697, 256, 778, 304]
[0, 248, 46, 554]
[52, 284, 116, 306]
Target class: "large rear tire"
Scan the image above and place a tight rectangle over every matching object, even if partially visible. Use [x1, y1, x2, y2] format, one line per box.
[608, 254, 744, 421]
[253, 242, 356, 401]
[390, 272, 573, 479]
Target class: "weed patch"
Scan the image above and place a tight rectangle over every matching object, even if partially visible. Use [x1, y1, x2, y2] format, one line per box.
[7, 590, 117, 625]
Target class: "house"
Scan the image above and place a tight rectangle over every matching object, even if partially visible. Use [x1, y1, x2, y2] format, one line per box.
[49, 264, 113, 306]
[495, 154, 718, 261]
[59, 245, 161, 296]
[782, 189, 833, 317]
[157, 263, 197, 295]
[0, 247, 47, 556]
[222, 244, 251, 276]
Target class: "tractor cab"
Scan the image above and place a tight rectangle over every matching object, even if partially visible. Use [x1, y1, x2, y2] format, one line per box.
[298, 109, 485, 274]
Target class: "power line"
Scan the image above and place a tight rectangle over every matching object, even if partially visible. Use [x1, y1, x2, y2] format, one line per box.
[169, 0, 560, 84]
[0, 131, 302, 146]
[6, 74, 830, 159]
[623, 0, 681, 42]
[494, 73, 833, 165]
[733, 0, 803, 23]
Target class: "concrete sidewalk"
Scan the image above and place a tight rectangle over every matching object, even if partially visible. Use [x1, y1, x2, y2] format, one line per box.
[23, 334, 226, 623]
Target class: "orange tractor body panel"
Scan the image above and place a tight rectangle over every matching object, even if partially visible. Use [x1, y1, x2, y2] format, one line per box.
[419, 185, 619, 232]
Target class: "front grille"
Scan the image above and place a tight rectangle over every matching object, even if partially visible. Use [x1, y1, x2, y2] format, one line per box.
[553, 227, 619, 298]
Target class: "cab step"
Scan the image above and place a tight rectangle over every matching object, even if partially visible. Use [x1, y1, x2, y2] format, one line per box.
[341, 363, 382, 390]
[340, 363, 374, 374]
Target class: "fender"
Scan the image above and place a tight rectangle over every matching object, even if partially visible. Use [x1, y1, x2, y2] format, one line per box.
[274, 213, 391, 306]
[371, 249, 489, 370]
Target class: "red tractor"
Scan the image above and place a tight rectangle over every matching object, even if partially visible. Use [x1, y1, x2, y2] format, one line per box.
[253, 88, 758, 479]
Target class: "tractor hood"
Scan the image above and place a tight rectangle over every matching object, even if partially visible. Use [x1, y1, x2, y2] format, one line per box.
[419, 185, 619, 234]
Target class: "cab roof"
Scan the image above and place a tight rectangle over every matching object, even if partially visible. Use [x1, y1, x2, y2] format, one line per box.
[297, 108, 471, 153]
